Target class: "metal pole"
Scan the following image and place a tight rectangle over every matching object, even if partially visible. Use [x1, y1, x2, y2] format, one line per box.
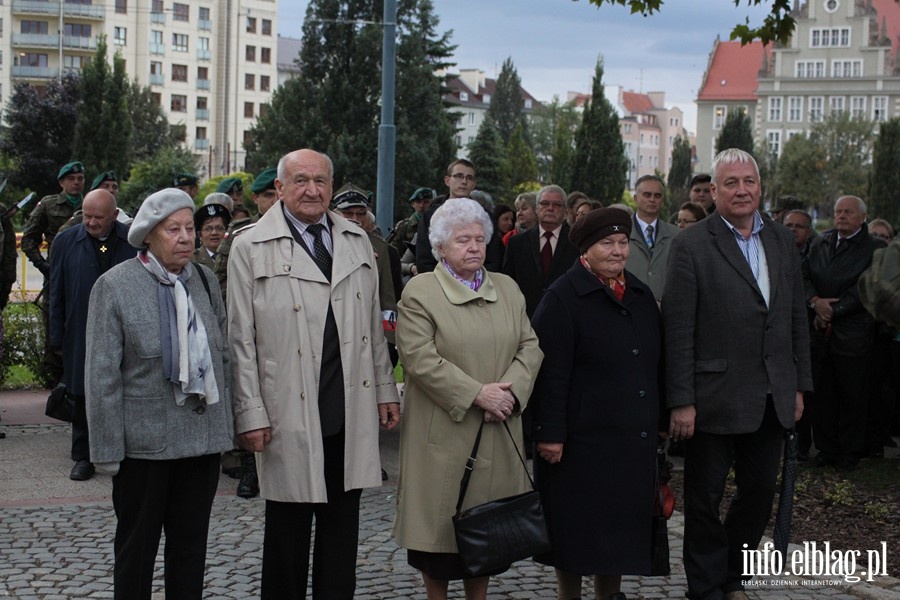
[375, 0, 396, 235]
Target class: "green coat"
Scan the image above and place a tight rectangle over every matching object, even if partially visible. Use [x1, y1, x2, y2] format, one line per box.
[392, 265, 543, 553]
[22, 193, 80, 271]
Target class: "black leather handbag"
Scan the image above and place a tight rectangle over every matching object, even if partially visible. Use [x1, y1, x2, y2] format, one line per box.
[452, 420, 551, 577]
[45, 383, 74, 423]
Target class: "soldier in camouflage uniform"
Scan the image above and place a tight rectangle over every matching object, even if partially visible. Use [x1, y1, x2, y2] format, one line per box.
[214, 168, 278, 301]
[386, 186, 434, 255]
[174, 172, 199, 200]
[22, 161, 85, 384]
[58, 171, 120, 235]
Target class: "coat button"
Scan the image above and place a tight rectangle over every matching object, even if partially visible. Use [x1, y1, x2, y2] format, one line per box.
[477, 299, 485, 307]
[293, 304, 301, 311]
[357, 292, 362, 299]
[362, 336, 368, 344]
[300, 392, 306, 400]
[283, 264, 290, 272]
[620, 309, 628, 316]
[639, 390, 646, 397]
[363, 380, 371, 387]
[193, 405, 206, 415]
[632, 349, 639, 355]
[640, 432, 648, 438]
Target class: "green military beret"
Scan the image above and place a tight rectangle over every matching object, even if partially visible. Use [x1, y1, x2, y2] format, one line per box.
[57, 161, 84, 180]
[250, 168, 277, 193]
[90, 170, 117, 191]
[174, 173, 198, 187]
[216, 177, 243, 194]
[409, 187, 436, 203]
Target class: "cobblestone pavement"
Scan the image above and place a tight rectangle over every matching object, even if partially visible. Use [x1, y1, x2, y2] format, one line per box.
[2, 417, 899, 598]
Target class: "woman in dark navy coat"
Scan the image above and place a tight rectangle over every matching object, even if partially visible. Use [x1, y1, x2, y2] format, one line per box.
[531, 207, 667, 600]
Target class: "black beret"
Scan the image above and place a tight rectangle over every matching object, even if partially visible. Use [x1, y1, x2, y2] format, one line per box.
[569, 207, 632, 253]
[194, 203, 231, 231]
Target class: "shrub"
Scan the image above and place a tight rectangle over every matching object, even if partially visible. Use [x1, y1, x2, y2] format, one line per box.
[1, 302, 52, 388]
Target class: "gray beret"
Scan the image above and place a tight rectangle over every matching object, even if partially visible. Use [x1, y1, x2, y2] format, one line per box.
[128, 188, 196, 249]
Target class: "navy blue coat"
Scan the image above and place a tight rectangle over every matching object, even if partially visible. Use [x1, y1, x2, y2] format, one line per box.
[49, 221, 137, 395]
[531, 261, 666, 575]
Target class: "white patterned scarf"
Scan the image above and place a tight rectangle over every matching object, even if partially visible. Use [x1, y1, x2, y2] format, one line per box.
[138, 250, 219, 406]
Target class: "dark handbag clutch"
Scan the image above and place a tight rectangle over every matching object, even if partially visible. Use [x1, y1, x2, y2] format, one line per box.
[452, 420, 551, 577]
[45, 383, 74, 423]
[650, 447, 671, 576]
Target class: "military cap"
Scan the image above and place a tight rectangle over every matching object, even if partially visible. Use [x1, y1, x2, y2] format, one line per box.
[90, 170, 117, 191]
[203, 192, 234, 215]
[58, 161, 84, 180]
[251, 168, 277, 193]
[194, 203, 231, 231]
[332, 183, 370, 211]
[128, 188, 196, 249]
[174, 173, 198, 187]
[216, 177, 243, 194]
[409, 187, 436, 203]
[772, 195, 805, 213]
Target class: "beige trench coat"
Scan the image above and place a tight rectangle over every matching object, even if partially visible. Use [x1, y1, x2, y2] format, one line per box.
[228, 203, 400, 503]
[392, 266, 543, 553]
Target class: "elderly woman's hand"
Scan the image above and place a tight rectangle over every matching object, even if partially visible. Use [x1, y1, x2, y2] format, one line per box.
[474, 382, 516, 421]
[537, 442, 564, 464]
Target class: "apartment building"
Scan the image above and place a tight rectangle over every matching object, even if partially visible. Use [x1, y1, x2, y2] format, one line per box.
[0, 0, 278, 178]
[695, 0, 900, 173]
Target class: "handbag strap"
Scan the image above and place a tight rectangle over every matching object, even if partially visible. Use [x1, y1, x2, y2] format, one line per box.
[454, 419, 536, 517]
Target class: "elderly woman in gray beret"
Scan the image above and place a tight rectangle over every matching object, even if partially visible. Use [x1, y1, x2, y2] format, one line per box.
[85, 188, 233, 600]
[393, 198, 543, 600]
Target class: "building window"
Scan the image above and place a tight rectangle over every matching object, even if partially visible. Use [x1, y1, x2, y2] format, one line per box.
[64, 23, 92, 37]
[171, 94, 187, 112]
[244, 130, 254, 147]
[768, 97, 783, 122]
[17, 53, 48, 67]
[151, 92, 161, 106]
[713, 105, 726, 129]
[787, 97, 803, 122]
[873, 96, 888, 122]
[151, 30, 164, 54]
[259, 104, 269, 118]
[246, 17, 257, 33]
[810, 27, 850, 47]
[455, 135, 462, 147]
[245, 74, 255, 90]
[260, 75, 270, 91]
[196, 96, 209, 120]
[262, 19, 272, 35]
[809, 96, 824, 122]
[199, 7, 211, 29]
[261, 47, 271, 64]
[173, 3, 189, 22]
[63, 55, 87, 70]
[850, 96, 867, 119]
[151, 0, 163, 13]
[795, 60, 825, 78]
[246, 45, 256, 62]
[766, 130, 782, 157]
[830, 96, 845, 114]
[483, 94, 491, 103]
[21, 20, 49, 34]
[832, 60, 862, 78]
[150, 61, 162, 75]
[196, 126, 207, 140]
[524, 99, 532, 109]
[114, 27, 126, 45]
[197, 66, 208, 80]
[468, 112, 475, 125]
[115, 0, 127, 13]
[198, 36, 210, 59]
[171, 64, 187, 82]
[244, 102, 254, 118]
[459, 92, 468, 102]
[172, 33, 188, 52]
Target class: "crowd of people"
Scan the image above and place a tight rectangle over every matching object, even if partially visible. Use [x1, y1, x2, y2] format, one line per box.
[7, 146, 897, 600]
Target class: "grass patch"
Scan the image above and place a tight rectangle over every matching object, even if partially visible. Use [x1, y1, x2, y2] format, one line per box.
[2, 364, 39, 390]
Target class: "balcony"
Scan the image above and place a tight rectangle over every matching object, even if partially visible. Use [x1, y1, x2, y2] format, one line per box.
[197, 49, 211, 61]
[195, 139, 210, 151]
[199, 19, 212, 31]
[150, 43, 164, 55]
[151, 12, 165, 24]
[62, 35, 97, 51]
[196, 108, 209, 120]
[196, 79, 210, 91]
[12, 33, 59, 49]
[11, 65, 55, 79]
[12, 0, 105, 20]
[149, 73, 163, 86]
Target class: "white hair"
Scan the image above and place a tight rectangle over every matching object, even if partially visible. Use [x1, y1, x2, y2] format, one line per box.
[276, 149, 335, 181]
[834, 195, 867, 215]
[711, 148, 759, 183]
[429, 198, 494, 261]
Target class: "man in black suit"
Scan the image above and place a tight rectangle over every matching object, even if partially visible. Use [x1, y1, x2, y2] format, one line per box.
[502, 184, 580, 318]
[663, 148, 812, 600]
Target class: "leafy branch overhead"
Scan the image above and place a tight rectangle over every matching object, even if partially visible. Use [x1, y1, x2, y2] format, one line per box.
[584, 0, 796, 45]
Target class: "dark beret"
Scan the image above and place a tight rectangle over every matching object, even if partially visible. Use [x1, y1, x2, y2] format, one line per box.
[409, 187, 436, 202]
[216, 177, 243, 194]
[90, 170, 117, 191]
[251, 168, 277, 193]
[174, 173, 198, 187]
[194, 203, 231, 231]
[569, 207, 632, 253]
[58, 162, 84, 180]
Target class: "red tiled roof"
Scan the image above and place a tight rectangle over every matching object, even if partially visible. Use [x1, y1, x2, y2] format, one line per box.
[622, 91, 654, 114]
[697, 40, 768, 102]
[871, 0, 900, 58]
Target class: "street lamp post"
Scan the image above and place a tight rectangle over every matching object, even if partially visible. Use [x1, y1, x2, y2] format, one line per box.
[375, 0, 397, 236]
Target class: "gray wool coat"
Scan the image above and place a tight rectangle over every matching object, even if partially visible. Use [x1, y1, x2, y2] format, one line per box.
[85, 259, 234, 463]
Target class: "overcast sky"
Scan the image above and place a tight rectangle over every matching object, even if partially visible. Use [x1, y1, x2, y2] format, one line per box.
[278, 0, 772, 133]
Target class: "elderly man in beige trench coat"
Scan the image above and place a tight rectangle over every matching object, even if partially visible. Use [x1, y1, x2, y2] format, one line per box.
[228, 148, 400, 600]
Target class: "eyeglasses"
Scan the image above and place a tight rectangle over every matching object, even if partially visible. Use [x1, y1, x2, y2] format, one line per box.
[450, 173, 476, 182]
[538, 201, 565, 209]
[201, 226, 226, 234]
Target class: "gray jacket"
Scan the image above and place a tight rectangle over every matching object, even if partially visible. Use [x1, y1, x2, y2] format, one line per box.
[85, 259, 234, 463]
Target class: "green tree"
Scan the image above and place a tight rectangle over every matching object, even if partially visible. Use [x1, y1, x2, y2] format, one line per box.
[582, 0, 797, 45]
[74, 36, 132, 181]
[530, 96, 579, 186]
[506, 123, 539, 194]
[715, 109, 755, 157]
[127, 80, 181, 164]
[571, 57, 626, 204]
[869, 118, 900, 228]
[487, 57, 527, 146]
[0, 73, 81, 200]
[467, 114, 508, 198]
[773, 133, 823, 206]
[120, 145, 198, 214]
[667, 135, 693, 208]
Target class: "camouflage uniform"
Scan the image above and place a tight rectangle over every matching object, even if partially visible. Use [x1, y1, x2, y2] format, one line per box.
[213, 215, 258, 301]
[386, 213, 420, 255]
